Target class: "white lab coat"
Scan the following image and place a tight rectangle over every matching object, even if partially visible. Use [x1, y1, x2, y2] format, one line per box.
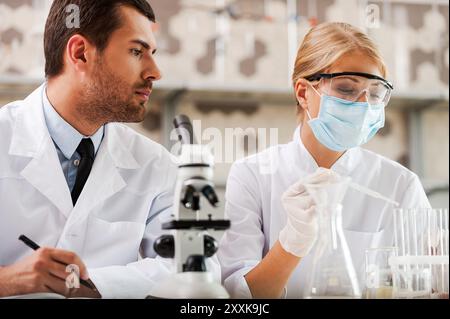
[0, 84, 220, 298]
[218, 127, 431, 299]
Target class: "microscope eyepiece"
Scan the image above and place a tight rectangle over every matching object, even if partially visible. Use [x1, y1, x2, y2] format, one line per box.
[202, 185, 219, 207]
[182, 185, 200, 211]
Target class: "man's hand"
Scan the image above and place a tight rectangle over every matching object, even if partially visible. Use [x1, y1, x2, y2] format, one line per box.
[0, 247, 99, 298]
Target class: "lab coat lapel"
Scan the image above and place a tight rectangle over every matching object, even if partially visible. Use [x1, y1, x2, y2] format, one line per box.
[67, 124, 141, 226]
[292, 126, 318, 175]
[9, 84, 73, 218]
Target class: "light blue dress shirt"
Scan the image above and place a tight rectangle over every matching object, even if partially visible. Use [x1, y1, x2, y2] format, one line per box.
[42, 85, 104, 192]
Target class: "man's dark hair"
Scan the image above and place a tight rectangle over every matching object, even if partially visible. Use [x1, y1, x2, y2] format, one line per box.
[44, 0, 155, 78]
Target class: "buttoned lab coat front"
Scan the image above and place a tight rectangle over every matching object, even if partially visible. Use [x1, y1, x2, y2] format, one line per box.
[0, 84, 220, 298]
[218, 128, 431, 299]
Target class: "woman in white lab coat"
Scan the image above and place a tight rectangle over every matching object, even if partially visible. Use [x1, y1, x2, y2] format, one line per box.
[218, 22, 431, 299]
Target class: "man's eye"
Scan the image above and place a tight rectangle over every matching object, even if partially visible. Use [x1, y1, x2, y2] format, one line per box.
[130, 49, 143, 57]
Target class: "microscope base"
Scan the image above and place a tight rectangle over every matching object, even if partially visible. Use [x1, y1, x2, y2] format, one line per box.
[146, 271, 230, 299]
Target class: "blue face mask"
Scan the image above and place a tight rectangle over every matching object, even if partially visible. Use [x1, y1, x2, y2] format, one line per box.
[306, 92, 385, 152]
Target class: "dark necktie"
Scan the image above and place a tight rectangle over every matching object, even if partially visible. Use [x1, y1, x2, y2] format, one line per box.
[71, 138, 95, 205]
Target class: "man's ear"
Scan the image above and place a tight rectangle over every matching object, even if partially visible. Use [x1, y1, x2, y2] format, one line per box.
[294, 78, 309, 111]
[65, 34, 91, 74]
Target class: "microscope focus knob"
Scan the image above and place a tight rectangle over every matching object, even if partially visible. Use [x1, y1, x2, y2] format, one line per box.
[204, 235, 219, 257]
[183, 255, 207, 272]
[154, 234, 175, 258]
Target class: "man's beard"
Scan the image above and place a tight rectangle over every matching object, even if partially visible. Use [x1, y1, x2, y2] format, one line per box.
[76, 58, 148, 127]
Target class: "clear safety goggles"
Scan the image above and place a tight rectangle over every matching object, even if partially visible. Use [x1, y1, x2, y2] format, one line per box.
[306, 72, 394, 106]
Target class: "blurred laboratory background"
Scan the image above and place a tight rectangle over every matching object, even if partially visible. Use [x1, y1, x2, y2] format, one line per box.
[0, 0, 448, 210]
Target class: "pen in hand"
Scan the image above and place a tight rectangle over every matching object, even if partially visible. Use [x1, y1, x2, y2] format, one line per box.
[18, 235, 97, 291]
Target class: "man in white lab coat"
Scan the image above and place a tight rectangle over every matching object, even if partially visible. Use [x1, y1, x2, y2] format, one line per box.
[0, 0, 218, 298]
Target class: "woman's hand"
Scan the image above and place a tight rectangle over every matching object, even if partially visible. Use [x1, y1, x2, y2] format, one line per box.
[279, 168, 341, 257]
[245, 168, 342, 298]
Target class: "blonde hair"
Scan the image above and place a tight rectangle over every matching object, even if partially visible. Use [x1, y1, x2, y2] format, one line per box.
[292, 22, 387, 119]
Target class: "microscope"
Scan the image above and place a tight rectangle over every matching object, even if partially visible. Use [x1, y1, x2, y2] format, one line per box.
[147, 115, 230, 299]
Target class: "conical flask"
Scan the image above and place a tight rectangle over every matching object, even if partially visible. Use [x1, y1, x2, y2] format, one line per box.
[303, 177, 361, 298]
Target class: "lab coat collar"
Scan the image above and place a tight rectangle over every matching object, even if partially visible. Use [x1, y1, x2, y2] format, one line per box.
[105, 124, 141, 170]
[8, 84, 141, 222]
[9, 84, 73, 217]
[61, 102, 141, 226]
[9, 84, 48, 158]
[292, 125, 362, 176]
[62, 122, 140, 227]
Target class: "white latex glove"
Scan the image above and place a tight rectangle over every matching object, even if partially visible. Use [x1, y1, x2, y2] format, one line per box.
[279, 168, 342, 257]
